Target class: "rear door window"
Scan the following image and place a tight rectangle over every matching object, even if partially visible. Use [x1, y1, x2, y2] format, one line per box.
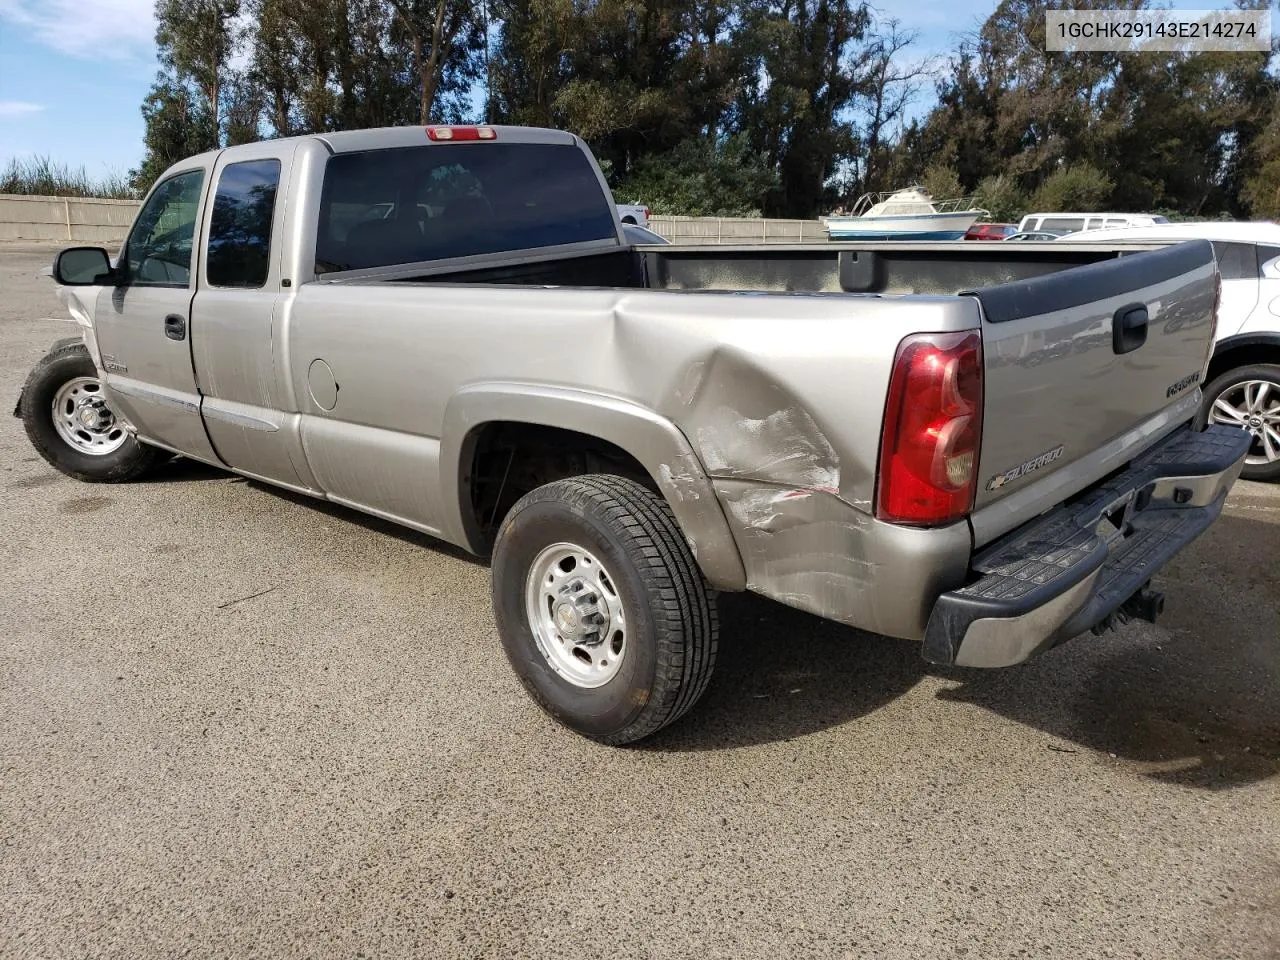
[1257, 245, 1280, 278]
[1211, 242, 1259, 281]
[207, 159, 282, 288]
[315, 142, 617, 272]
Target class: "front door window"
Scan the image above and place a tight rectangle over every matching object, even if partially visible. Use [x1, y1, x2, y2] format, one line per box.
[124, 169, 205, 287]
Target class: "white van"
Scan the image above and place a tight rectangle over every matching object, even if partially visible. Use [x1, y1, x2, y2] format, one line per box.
[1017, 212, 1169, 234]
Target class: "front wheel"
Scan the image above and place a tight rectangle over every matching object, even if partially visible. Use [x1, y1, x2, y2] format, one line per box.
[491, 474, 719, 745]
[18, 341, 161, 483]
[1196, 363, 1280, 482]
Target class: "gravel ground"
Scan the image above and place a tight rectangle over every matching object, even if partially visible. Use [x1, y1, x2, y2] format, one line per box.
[2, 242, 1278, 960]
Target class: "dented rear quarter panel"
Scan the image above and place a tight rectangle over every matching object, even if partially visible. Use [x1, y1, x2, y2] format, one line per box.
[286, 285, 983, 637]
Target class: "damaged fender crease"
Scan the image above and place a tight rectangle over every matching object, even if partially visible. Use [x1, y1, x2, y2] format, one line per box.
[667, 346, 842, 494]
[716, 482, 876, 626]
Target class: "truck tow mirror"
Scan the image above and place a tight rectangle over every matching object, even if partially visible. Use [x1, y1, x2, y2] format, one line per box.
[53, 247, 116, 286]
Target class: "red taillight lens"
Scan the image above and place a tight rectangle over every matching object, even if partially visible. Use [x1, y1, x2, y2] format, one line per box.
[876, 331, 983, 525]
[426, 126, 497, 141]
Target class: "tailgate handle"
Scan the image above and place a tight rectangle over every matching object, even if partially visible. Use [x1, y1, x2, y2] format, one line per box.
[1112, 303, 1148, 354]
[164, 314, 187, 341]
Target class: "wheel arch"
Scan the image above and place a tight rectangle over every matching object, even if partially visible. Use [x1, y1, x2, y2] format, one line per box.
[13, 336, 86, 417]
[1206, 333, 1280, 386]
[439, 383, 747, 590]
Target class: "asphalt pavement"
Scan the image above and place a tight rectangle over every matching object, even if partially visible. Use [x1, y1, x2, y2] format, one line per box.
[2, 242, 1278, 959]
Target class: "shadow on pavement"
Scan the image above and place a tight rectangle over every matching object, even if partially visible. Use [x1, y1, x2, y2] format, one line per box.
[934, 512, 1280, 790]
[137, 455, 228, 484]
[645, 591, 928, 751]
[140, 458, 1280, 779]
[238, 476, 489, 567]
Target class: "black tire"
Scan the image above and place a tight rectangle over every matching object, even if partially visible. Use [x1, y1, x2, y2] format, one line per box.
[1196, 363, 1280, 482]
[18, 341, 162, 483]
[491, 474, 719, 745]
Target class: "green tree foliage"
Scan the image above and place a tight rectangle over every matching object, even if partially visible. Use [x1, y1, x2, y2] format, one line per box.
[735, 0, 873, 216]
[896, 0, 1279, 218]
[919, 165, 963, 203]
[133, 80, 218, 189]
[973, 174, 1026, 223]
[133, 0, 239, 189]
[613, 136, 777, 215]
[1028, 162, 1114, 213]
[1243, 112, 1280, 219]
[128, 0, 1277, 218]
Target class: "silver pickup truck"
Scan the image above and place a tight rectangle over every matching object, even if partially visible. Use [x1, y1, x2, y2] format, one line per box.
[16, 125, 1250, 744]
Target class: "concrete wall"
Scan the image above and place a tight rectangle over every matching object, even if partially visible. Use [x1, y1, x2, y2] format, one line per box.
[0, 195, 829, 247]
[0, 194, 139, 244]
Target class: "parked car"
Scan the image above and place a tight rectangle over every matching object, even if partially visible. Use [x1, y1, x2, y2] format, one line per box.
[1058, 221, 1280, 479]
[963, 223, 1017, 241]
[1018, 212, 1169, 234]
[15, 124, 1247, 744]
[616, 203, 650, 227]
[1004, 230, 1067, 241]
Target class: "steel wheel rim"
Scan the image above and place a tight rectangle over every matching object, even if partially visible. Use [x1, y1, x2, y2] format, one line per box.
[1209, 379, 1280, 466]
[524, 542, 627, 689]
[51, 376, 127, 456]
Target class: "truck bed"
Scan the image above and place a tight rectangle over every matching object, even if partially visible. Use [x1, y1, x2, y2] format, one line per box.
[351, 240, 1171, 297]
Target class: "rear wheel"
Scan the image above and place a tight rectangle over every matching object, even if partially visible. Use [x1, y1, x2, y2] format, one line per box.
[491, 474, 719, 745]
[1197, 363, 1280, 482]
[19, 342, 161, 483]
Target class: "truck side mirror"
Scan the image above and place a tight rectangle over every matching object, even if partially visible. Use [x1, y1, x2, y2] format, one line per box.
[52, 247, 116, 286]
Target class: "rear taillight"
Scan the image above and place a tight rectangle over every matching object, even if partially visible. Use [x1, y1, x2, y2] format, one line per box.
[876, 331, 983, 525]
[426, 126, 497, 141]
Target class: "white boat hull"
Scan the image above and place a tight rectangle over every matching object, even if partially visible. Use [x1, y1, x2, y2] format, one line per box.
[824, 211, 983, 240]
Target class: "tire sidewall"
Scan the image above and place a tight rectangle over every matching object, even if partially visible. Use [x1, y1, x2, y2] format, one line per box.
[21, 348, 148, 480]
[492, 497, 663, 740]
[1197, 364, 1280, 481]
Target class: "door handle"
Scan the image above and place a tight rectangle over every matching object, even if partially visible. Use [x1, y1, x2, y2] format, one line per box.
[1112, 303, 1148, 355]
[164, 314, 186, 341]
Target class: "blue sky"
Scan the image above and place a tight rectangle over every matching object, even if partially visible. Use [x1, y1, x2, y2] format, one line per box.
[0, 0, 1258, 181]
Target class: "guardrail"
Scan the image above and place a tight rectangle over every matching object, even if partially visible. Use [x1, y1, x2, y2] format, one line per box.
[648, 215, 828, 244]
[0, 194, 140, 243]
[0, 196, 833, 247]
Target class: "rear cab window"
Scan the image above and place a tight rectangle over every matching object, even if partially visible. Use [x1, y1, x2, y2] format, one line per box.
[314, 142, 618, 273]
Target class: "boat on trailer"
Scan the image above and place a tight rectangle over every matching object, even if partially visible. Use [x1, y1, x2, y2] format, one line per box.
[823, 188, 988, 240]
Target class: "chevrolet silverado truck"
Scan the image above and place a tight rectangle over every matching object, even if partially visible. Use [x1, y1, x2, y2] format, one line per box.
[16, 125, 1250, 744]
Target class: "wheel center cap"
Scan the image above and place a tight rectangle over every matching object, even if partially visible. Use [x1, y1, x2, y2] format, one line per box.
[79, 408, 99, 428]
[555, 603, 580, 634]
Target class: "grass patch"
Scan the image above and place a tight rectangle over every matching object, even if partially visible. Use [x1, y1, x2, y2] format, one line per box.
[0, 155, 136, 199]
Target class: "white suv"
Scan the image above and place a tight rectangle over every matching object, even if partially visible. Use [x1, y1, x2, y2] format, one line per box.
[1060, 221, 1280, 480]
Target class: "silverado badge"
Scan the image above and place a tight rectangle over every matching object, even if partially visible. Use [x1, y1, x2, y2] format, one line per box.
[986, 445, 1065, 491]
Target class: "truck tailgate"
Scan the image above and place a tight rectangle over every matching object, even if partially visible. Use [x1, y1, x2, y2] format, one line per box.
[969, 240, 1217, 523]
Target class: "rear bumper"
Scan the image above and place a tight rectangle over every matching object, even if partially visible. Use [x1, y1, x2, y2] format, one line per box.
[923, 425, 1250, 668]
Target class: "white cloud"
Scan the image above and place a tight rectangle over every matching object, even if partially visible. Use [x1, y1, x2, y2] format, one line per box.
[0, 100, 45, 118]
[0, 0, 155, 61]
